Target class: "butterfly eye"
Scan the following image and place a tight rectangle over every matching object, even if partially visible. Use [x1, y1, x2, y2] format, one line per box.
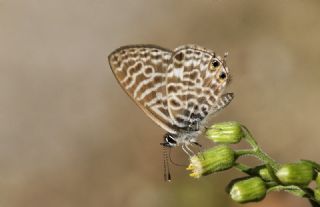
[163, 134, 177, 147]
[166, 136, 176, 145]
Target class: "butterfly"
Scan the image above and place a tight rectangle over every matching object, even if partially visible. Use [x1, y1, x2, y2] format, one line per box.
[108, 44, 233, 180]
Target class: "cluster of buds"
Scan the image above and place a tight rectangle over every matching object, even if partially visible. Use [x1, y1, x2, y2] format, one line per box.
[187, 122, 244, 178]
[187, 122, 320, 204]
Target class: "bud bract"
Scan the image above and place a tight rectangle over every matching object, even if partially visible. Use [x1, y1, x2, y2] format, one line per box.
[314, 187, 320, 203]
[258, 167, 273, 181]
[316, 172, 320, 187]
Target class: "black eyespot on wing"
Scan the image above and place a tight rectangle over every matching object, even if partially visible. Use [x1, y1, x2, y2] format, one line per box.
[174, 52, 184, 61]
[212, 60, 220, 67]
[219, 72, 226, 79]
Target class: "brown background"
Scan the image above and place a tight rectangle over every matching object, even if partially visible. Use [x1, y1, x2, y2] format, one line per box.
[1, 0, 320, 206]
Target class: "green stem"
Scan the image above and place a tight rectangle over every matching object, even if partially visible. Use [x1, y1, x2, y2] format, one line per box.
[240, 125, 280, 171]
[235, 148, 279, 171]
[255, 148, 280, 170]
[235, 149, 256, 157]
[233, 163, 252, 175]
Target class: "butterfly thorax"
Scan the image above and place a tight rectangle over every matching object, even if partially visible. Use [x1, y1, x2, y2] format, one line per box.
[161, 130, 202, 148]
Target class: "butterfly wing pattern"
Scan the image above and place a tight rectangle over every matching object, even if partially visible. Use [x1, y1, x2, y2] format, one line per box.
[108, 44, 233, 147]
[108, 45, 177, 134]
[166, 45, 232, 132]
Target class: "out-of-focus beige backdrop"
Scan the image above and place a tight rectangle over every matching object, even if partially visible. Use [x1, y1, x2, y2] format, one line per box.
[1, 0, 320, 206]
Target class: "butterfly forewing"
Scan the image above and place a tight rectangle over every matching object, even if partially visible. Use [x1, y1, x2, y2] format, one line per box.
[108, 45, 178, 134]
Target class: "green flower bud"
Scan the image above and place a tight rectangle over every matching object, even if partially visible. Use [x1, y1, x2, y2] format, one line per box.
[258, 167, 273, 181]
[316, 172, 320, 187]
[187, 145, 235, 178]
[229, 177, 266, 203]
[276, 162, 314, 186]
[206, 122, 244, 144]
[314, 187, 320, 203]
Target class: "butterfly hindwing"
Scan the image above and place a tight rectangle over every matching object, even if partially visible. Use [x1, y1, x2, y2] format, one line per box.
[166, 45, 231, 131]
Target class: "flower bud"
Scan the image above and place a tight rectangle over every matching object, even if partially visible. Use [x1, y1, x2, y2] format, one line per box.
[187, 145, 235, 178]
[258, 167, 273, 181]
[316, 172, 320, 187]
[229, 177, 266, 203]
[314, 187, 320, 203]
[206, 122, 244, 144]
[276, 162, 314, 186]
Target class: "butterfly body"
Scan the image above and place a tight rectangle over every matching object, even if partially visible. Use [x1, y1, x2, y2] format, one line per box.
[108, 44, 233, 149]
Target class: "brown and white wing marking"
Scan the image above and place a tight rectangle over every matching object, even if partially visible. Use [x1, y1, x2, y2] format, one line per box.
[166, 45, 232, 131]
[108, 45, 176, 134]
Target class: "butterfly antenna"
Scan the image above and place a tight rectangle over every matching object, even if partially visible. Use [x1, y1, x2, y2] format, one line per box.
[223, 52, 228, 67]
[163, 146, 171, 182]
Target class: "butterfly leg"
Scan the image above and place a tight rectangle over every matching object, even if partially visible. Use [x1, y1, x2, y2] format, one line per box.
[181, 144, 193, 157]
[190, 139, 205, 159]
[185, 144, 195, 157]
[186, 144, 195, 156]
[162, 146, 171, 182]
[192, 141, 202, 147]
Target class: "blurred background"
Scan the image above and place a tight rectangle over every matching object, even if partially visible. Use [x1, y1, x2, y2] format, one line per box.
[1, 0, 320, 206]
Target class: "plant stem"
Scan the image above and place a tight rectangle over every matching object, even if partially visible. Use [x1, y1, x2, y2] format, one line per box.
[233, 163, 252, 174]
[240, 125, 280, 171]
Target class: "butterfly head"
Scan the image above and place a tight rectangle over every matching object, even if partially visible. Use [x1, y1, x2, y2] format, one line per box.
[161, 133, 178, 147]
